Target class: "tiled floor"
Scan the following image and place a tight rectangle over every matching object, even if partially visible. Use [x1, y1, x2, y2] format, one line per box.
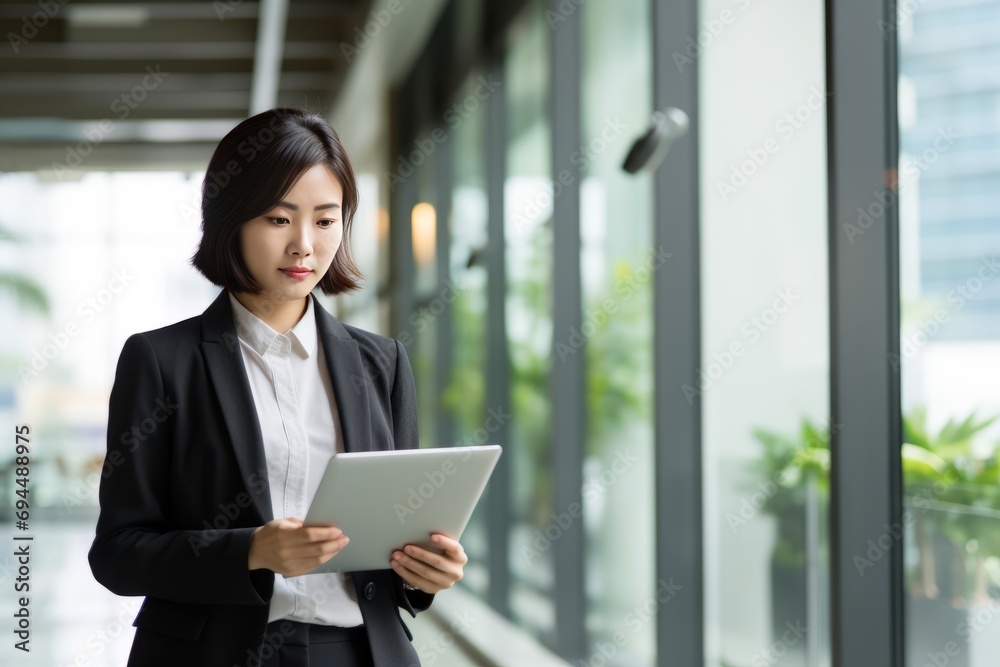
[0, 519, 480, 666]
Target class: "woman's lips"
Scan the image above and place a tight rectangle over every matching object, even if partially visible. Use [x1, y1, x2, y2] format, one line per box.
[279, 268, 312, 280]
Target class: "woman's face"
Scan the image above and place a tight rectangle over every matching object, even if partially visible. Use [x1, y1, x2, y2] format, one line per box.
[238, 163, 344, 304]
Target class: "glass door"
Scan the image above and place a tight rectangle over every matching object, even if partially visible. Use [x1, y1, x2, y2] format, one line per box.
[697, 0, 831, 665]
[898, 1, 1000, 665]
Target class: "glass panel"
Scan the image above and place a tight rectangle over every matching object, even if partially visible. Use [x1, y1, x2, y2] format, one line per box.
[579, 0, 656, 664]
[504, 0, 556, 646]
[0, 171, 212, 513]
[445, 70, 491, 598]
[698, 0, 831, 664]
[0, 171, 213, 665]
[898, 2, 1000, 665]
[410, 158, 438, 450]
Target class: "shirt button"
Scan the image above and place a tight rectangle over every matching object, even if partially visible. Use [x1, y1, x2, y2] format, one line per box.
[364, 582, 376, 600]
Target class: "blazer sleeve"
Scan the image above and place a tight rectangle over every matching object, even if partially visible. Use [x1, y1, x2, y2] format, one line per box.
[387, 338, 436, 617]
[88, 333, 273, 607]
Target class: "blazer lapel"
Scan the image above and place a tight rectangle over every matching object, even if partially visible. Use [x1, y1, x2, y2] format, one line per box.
[195, 289, 374, 527]
[198, 289, 274, 524]
[313, 297, 373, 453]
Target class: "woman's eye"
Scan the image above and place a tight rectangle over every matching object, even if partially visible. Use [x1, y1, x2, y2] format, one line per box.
[318, 219, 339, 228]
[269, 217, 290, 225]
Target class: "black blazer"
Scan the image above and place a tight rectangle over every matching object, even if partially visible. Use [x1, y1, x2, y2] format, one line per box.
[88, 288, 434, 667]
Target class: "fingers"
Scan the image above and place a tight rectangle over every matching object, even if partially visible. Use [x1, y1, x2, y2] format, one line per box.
[390, 559, 440, 592]
[272, 518, 344, 542]
[394, 537, 468, 572]
[390, 543, 465, 593]
[254, 519, 350, 576]
[398, 544, 448, 571]
[390, 554, 455, 592]
[283, 532, 348, 558]
[302, 525, 344, 542]
[283, 539, 351, 576]
[278, 535, 351, 577]
[430, 533, 467, 560]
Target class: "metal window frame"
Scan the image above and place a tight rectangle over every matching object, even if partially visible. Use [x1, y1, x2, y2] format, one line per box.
[651, 0, 704, 664]
[389, 78, 417, 344]
[484, 52, 513, 619]
[826, 0, 904, 664]
[548, 0, 587, 659]
[434, 115, 455, 450]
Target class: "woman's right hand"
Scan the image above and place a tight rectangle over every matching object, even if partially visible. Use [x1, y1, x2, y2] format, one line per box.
[247, 517, 349, 577]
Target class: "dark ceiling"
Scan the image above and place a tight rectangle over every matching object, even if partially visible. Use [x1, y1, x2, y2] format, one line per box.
[0, 0, 373, 169]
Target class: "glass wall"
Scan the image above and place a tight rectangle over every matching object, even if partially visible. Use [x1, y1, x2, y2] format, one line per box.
[444, 70, 491, 597]
[503, 0, 557, 645]
[898, 1, 1000, 664]
[0, 171, 213, 515]
[580, 0, 657, 664]
[389, 0, 1000, 663]
[698, 0, 831, 665]
[0, 171, 217, 666]
[410, 158, 439, 450]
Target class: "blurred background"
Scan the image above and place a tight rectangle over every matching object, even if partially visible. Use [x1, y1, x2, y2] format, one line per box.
[1, 0, 999, 665]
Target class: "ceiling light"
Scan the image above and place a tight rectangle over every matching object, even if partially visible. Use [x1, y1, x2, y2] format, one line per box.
[66, 5, 151, 29]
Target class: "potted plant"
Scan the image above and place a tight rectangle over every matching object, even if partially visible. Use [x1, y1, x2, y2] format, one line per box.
[902, 407, 999, 667]
[750, 419, 831, 655]
[750, 407, 1000, 666]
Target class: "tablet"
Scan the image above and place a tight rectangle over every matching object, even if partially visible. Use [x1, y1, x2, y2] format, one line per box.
[302, 444, 502, 574]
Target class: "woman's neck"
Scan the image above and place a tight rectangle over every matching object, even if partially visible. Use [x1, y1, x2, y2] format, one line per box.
[232, 292, 309, 334]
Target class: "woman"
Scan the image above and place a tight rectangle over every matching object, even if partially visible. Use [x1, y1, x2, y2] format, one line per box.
[88, 108, 467, 667]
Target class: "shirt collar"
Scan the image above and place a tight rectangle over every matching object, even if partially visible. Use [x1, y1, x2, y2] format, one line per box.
[228, 292, 317, 359]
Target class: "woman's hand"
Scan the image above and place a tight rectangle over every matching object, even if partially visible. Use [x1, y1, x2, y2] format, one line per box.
[390, 532, 467, 594]
[247, 518, 349, 577]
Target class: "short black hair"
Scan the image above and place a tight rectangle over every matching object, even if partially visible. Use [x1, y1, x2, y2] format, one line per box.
[190, 107, 363, 295]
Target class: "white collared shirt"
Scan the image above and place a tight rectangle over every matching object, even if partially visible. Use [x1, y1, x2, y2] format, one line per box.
[229, 291, 363, 627]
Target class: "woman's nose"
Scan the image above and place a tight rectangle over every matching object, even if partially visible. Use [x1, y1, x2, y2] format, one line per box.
[288, 223, 313, 256]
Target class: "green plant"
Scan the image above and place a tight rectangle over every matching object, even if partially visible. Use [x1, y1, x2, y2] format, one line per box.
[441, 232, 655, 529]
[751, 407, 1000, 602]
[902, 407, 1000, 603]
[583, 260, 652, 457]
[0, 222, 49, 316]
[440, 220, 554, 527]
[750, 419, 831, 567]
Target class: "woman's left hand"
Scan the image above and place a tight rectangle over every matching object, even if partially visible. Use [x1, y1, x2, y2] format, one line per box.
[390, 532, 467, 594]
